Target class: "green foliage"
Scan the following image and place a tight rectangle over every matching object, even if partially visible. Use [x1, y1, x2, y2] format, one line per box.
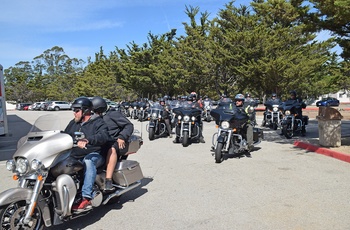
[3, 0, 348, 102]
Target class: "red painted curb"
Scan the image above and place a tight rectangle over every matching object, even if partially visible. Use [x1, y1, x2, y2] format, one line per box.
[293, 141, 350, 163]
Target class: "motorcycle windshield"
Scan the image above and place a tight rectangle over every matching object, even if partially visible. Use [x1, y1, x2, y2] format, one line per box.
[30, 114, 62, 133]
[280, 100, 301, 112]
[173, 106, 202, 117]
[216, 102, 236, 110]
[264, 101, 282, 110]
[211, 107, 248, 126]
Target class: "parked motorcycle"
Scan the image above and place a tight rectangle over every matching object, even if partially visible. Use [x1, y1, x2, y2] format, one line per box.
[210, 103, 263, 163]
[262, 101, 283, 130]
[147, 104, 169, 140]
[0, 114, 144, 229]
[120, 101, 131, 117]
[173, 103, 202, 147]
[279, 99, 308, 138]
[130, 101, 139, 120]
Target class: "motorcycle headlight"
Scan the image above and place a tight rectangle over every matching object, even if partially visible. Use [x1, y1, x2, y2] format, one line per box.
[6, 160, 15, 171]
[178, 115, 182, 120]
[205, 105, 210, 110]
[16, 158, 29, 174]
[151, 112, 158, 119]
[31, 159, 42, 171]
[191, 116, 196, 121]
[134, 106, 137, 109]
[285, 110, 291, 116]
[273, 107, 278, 112]
[140, 107, 143, 111]
[248, 106, 255, 113]
[221, 121, 230, 129]
[183, 115, 190, 122]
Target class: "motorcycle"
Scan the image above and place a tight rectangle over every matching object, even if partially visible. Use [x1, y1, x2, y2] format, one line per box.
[137, 102, 149, 122]
[147, 104, 169, 140]
[202, 100, 213, 122]
[262, 101, 283, 130]
[279, 99, 308, 138]
[120, 101, 131, 117]
[0, 114, 144, 229]
[210, 102, 263, 163]
[130, 102, 139, 120]
[173, 103, 202, 147]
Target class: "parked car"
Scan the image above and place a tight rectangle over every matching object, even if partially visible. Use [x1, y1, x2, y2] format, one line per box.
[16, 103, 32, 110]
[47, 101, 71, 111]
[316, 97, 340, 107]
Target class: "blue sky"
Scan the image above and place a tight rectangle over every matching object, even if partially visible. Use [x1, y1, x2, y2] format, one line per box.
[0, 0, 336, 70]
[0, 0, 238, 69]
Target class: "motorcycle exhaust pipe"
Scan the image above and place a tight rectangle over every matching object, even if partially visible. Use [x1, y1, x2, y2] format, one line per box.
[102, 181, 141, 205]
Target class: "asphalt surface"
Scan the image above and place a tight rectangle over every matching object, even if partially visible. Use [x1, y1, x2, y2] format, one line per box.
[0, 110, 350, 230]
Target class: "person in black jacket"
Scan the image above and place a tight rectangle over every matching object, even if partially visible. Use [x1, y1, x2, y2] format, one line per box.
[64, 97, 110, 212]
[91, 97, 134, 191]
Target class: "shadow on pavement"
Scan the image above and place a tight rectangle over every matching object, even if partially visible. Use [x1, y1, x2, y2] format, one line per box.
[0, 115, 32, 161]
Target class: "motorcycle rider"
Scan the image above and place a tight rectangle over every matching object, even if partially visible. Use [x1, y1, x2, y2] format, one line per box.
[159, 97, 173, 138]
[262, 93, 282, 126]
[91, 96, 134, 191]
[64, 97, 110, 212]
[287, 90, 307, 134]
[234, 94, 254, 155]
[173, 95, 205, 143]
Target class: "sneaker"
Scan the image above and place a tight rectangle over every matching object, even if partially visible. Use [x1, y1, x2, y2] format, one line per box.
[72, 198, 92, 212]
[104, 179, 114, 191]
[199, 137, 205, 143]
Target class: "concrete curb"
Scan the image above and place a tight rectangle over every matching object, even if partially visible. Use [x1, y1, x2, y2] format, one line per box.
[293, 140, 350, 163]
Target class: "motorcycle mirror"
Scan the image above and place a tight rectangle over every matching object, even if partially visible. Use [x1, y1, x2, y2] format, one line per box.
[74, 132, 85, 140]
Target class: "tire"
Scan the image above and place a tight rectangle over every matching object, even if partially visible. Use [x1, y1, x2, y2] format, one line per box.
[215, 142, 224, 163]
[282, 124, 293, 139]
[0, 200, 44, 230]
[272, 123, 278, 130]
[149, 127, 155, 140]
[182, 131, 189, 147]
[54, 106, 60, 111]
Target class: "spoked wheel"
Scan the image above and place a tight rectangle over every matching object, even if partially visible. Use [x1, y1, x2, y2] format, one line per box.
[0, 201, 43, 230]
[182, 131, 189, 147]
[215, 142, 224, 163]
[282, 124, 293, 139]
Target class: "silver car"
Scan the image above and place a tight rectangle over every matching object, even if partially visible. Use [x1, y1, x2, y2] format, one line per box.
[47, 101, 71, 111]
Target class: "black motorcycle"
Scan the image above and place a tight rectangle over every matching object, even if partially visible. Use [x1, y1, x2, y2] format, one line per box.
[173, 103, 202, 147]
[279, 99, 308, 138]
[147, 104, 169, 140]
[137, 102, 149, 122]
[262, 101, 283, 130]
[211, 103, 263, 163]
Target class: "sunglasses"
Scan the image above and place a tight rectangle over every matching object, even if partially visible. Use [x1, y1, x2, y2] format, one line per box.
[72, 108, 81, 113]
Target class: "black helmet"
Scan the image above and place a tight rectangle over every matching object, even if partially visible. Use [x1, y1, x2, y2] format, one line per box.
[91, 96, 107, 114]
[187, 95, 193, 101]
[71, 97, 93, 114]
[272, 93, 277, 97]
[245, 93, 251, 98]
[234, 94, 245, 102]
[289, 90, 297, 97]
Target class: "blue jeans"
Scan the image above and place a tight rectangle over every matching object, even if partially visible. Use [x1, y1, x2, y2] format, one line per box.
[81, 152, 104, 199]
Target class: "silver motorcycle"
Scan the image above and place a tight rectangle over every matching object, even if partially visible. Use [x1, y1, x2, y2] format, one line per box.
[0, 114, 143, 229]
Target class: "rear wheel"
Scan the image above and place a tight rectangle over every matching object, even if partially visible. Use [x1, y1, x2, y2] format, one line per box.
[182, 131, 189, 147]
[215, 142, 224, 163]
[54, 106, 60, 111]
[0, 201, 43, 230]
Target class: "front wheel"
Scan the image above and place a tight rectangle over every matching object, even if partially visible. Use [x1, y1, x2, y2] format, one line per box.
[282, 124, 293, 139]
[215, 142, 224, 163]
[149, 127, 155, 140]
[182, 131, 189, 147]
[0, 201, 44, 230]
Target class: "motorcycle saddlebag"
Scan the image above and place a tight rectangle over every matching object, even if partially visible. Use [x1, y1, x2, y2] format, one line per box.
[126, 135, 142, 154]
[113, 160, 143, 187]
[253, 127, 264, 141]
